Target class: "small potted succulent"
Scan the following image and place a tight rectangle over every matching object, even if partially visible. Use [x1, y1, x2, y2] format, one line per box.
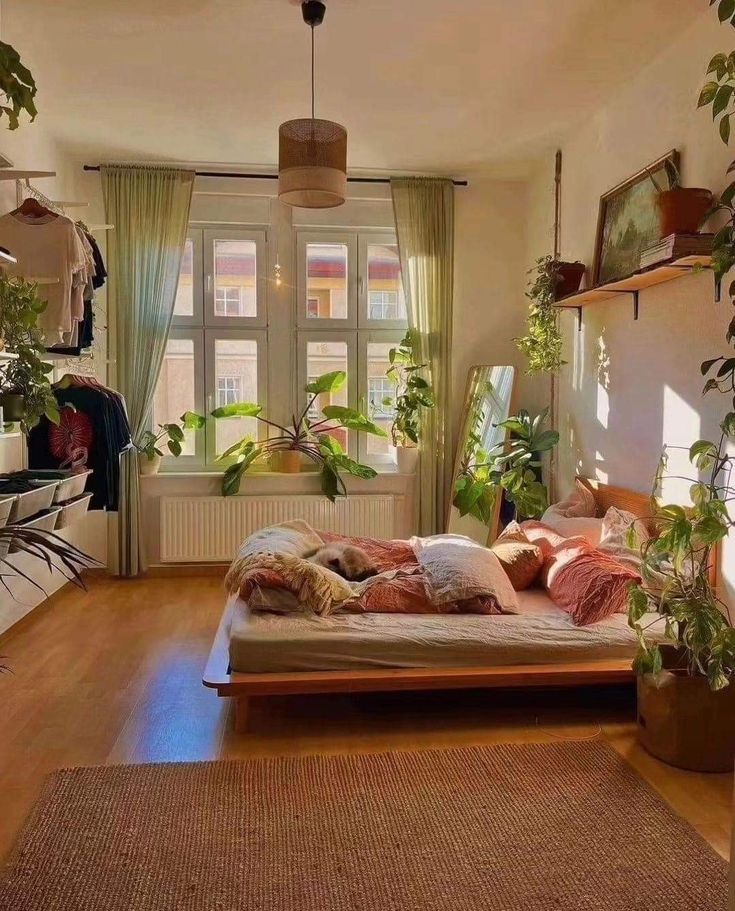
[136, 411, 205, 475]
[211, 371, 386, 498]
[647, 159, 712, 237]
[383, 330, 435, 474]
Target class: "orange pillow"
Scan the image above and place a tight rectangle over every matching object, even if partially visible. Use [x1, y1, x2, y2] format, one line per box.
[546, 542, 641, 626]
[491, 538, 543, 591]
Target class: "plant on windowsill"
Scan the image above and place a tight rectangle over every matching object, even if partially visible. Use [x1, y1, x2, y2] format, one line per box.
[0, 41, 37, 130]
[382, 330, 435, 474]
[211, 370, 387, 498]
[135, 411, 205, 476]
[452, 407, 559, 524]
[0, 275, 59, 433]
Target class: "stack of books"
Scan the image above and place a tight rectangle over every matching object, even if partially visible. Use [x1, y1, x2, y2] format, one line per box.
[639, 233, 714, 270]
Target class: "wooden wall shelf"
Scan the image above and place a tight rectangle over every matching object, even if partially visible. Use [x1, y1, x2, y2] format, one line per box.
[554, 254, 715, 328]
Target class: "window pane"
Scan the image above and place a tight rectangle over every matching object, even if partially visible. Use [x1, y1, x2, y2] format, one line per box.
[367, 342, 397, 464]
[152, 337, 196, 455]
[215, 338, 259, 456]
[305, 243, 348, 319]
[367, 244, 406, 321]
[174, 238, 194, 317]
[307, 340, 348, 450]
[213, 239, 257, 318]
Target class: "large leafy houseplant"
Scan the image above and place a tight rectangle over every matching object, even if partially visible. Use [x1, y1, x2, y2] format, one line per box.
[0, 276, 59, 432]
[136, 412, 205, 461]
[453, 407, 559, 524]
[0, 41, 37, 130]
[384, 330, 435, 447]
[516, 255, 566, 374]
[212, 371, 387, 499]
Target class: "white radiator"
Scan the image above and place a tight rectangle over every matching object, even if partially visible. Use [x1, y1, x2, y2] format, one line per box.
[160, 495, 397, 562]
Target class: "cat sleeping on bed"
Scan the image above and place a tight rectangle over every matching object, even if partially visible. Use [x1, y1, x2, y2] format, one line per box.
[302, 544, 378, 582]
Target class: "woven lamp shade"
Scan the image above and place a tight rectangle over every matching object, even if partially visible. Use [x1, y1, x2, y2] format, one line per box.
[278, 118, 347, 208]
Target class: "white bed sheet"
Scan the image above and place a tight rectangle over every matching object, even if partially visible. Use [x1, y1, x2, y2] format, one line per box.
[227, 589, 665, 674]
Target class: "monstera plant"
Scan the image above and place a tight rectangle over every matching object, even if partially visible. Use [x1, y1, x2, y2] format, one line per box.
[212, 371, 387, 499]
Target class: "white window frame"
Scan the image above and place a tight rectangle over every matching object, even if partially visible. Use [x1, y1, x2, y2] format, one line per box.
[204, 227, 267, 328]
[172, 229, 204, 328]
[358, 231, 407, 330]
[357, 329, 403, 468]
[154, 326, 206, 470]
[296, 231, 358, 329]
[205, 328, 268, 467]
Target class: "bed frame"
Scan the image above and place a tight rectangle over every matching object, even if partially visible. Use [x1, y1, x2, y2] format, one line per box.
[203, 477, 716, 731]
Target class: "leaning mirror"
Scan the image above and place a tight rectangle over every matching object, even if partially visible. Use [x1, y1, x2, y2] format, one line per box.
[447, 365, 516, 545]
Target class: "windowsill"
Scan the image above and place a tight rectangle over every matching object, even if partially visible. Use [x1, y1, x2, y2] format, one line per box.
[141, 467, 412, 479]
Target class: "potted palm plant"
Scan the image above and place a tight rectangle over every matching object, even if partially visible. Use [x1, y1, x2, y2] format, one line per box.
[211, 370, 386, 498]
[383, 330, 435, 474]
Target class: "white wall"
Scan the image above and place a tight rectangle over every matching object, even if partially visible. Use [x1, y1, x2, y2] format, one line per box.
[526, 8, 735, 605]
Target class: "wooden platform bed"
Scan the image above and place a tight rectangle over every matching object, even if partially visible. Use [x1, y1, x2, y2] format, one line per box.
[203, 478, 692, 732]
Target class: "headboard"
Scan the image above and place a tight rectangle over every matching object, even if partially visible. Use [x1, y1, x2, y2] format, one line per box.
[577, 475, 718, 589]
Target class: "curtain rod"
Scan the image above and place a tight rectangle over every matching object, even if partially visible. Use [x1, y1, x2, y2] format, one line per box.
[81, 165, 468, 187]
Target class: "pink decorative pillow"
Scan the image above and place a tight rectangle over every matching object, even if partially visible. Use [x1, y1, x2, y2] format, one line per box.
[546, 544, 642, 626]
[546, 480, 597, 518]
[538, 514, 603, 547]
[519, 520, 569, 560]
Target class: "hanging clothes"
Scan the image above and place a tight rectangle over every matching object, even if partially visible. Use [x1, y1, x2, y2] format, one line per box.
[0, 207, 88, 344]
[27, 376, 131, 511]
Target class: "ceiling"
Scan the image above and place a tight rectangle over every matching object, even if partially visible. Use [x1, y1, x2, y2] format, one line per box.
[4, 0, 702, 177]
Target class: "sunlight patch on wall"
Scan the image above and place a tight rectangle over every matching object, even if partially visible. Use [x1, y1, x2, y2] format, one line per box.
[596, 384, 609, 430]
[661, 385, 701, 505]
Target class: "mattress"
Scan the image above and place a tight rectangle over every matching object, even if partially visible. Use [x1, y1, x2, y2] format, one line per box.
[227, 588, 666, 674]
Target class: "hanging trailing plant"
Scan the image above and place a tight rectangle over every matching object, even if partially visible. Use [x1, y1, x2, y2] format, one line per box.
[516, 255, 566, 374]
[0, 41, 37, 130]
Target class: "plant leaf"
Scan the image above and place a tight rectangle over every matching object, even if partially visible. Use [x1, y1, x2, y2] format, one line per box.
[211, 402, 262, 419]
[305, 371, 347, 395]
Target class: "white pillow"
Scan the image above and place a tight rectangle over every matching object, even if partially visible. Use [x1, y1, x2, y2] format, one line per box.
[537, 513, 603, 546]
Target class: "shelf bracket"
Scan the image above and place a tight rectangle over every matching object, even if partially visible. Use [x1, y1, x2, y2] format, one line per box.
[576, 307, 582, 332]
[632, 290, 639, 321]
[715, 272, 722, 303]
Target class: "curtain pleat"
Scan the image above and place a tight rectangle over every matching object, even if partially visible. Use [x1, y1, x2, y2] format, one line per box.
[390, 177, 454, 535]
[102, 165, 194, 576]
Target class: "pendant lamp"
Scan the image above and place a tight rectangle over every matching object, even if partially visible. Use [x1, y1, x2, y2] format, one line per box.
[278, 0, 347, 208]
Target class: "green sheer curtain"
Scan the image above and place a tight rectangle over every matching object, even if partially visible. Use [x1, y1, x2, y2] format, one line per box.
[390, 177, 454, 536]
[102, 165, 194, 577]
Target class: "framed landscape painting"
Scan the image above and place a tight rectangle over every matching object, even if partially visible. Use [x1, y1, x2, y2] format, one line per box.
[592, 150, 678, 286]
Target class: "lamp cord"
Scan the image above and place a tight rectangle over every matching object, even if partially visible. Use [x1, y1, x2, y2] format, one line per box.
[311, 25, 315, 119]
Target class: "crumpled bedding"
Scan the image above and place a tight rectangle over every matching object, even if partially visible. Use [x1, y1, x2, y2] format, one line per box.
[224, 521, 518, 617]
[226, 588, 668, 673]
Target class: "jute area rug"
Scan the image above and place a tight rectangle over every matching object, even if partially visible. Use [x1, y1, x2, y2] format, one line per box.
[0, 741, 726, 910]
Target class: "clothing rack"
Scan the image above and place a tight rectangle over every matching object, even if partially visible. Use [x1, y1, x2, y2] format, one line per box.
[15, 180, 114, 231]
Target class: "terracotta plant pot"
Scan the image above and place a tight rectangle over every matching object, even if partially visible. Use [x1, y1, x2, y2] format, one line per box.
[637, 665, 735, 772]
[554, 261, 586, 299]
[0, 392, 24, 423]
[655, 187, 712, 237]
[396, 446, 419, 474]
[138, 452, 162, 476]
[273, 449, 302, 473]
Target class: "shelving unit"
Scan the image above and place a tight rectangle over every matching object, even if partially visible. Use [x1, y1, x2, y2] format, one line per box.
[554, 254, 715, 329]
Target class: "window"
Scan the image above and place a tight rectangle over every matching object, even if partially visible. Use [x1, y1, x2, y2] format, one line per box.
[217, 376, 242, 407]
[297, 230, 407, 467]
[152, 227, 267, 468]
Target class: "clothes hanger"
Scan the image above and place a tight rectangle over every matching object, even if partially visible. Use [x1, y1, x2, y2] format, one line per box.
[10, 196, 59, 220]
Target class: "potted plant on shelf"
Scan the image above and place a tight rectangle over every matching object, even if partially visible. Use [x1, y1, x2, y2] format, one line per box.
[646, 159, 712, 238]
[383, 330, 435, 474]
[211, 370, 386, 498]
[453, 408, 559, 523]
[0, 40, 37, 130]
[135, 411, 205, 475]
[0, 275, 58, 432]
[516, 255, 569, 373]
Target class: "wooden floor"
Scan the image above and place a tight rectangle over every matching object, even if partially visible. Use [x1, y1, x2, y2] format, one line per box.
[0, 575, 731, 863]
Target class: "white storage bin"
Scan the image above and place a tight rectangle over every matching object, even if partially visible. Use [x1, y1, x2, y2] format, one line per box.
[8, 507, 63, 553]
[55, 493, 93, 529]
[5, 483, 59, 522]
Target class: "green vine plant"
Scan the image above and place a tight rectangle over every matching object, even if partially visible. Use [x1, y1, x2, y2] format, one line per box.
[516, 255, 566, 374]
[0, 41, 37, 130]
[0, 276, 58, 432]
[383, 330, 435, 447]
[136, 412, 205, 461]
[453, 406, 559, 524]
[627, 0, 735, 691]
[211, 371, 387, 499]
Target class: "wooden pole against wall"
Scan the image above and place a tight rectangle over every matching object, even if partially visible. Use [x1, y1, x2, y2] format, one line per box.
[549, 149, 562, 501]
